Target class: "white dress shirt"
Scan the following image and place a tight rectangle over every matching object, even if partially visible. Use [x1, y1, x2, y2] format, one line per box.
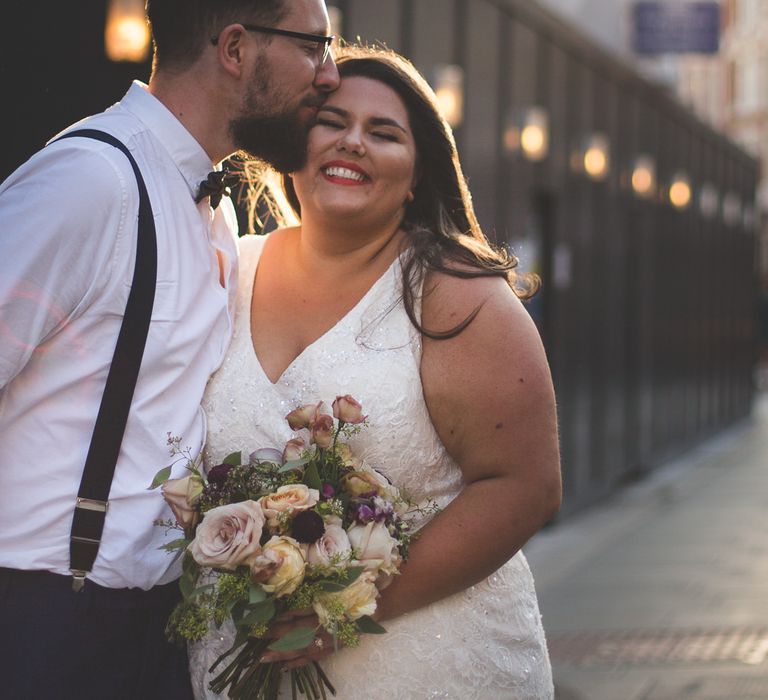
[0, 81, 239, 589]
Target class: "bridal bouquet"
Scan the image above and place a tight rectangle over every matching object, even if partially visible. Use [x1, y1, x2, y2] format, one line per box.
[150, 396, 429, 699]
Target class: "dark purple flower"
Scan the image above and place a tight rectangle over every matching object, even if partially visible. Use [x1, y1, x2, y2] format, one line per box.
[206, 463, 233, 488]
[354, 504, 375, 524]
[321, 483, 335, 500]
[291, 510, 325, 544]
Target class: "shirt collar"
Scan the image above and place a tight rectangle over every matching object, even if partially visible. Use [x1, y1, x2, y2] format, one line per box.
[120, 81, 215, 198]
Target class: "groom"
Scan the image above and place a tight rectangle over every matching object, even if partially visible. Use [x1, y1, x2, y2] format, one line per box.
[0, 0, 338, 697]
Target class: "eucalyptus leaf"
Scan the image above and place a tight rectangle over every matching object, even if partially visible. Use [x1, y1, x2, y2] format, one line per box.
[303, 462, 322, 490]
[240, 600, 276, 626]
[266, 626, 317, 652]
[148, 465, 172, 490]
[192, 584, 215, 596]
[278, 456, 310, 473]
[160, 537, 188, 552]
[344, 566, 366, 585]
[249, 585, 267, 604]
[356, 615, 387, 634]
[223, 451, 242, 466]
[317, 580, 347, 592]
[179, 573, 196, 600]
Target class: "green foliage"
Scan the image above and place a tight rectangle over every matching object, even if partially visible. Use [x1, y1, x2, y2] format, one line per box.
[266, 626, 317, 652]
[148, 465, 172, 490]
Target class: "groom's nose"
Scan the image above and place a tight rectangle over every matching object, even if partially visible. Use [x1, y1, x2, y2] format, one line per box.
[314, 53, 340, 92]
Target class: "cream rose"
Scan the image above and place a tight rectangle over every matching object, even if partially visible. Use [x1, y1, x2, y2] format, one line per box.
[259, 484, 319, 529]
[307, 524, 352, 567]
[252, 536, 306, 597]
[162, 474, 204, 531]
[341, 466, 392, 498]
[313, 571, 379, 625]
[310, 414, 334, 449]
[188, 500, 265, 570]
[347, 521, 401, 574]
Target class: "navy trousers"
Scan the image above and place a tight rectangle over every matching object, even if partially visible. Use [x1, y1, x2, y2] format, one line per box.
[0, 568, 194, 700]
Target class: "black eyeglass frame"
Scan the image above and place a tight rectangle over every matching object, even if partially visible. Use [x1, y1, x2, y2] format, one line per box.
[210, 24, 336, 65]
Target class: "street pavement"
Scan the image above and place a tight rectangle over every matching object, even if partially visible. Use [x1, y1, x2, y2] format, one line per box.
[525, 393, 768, 700]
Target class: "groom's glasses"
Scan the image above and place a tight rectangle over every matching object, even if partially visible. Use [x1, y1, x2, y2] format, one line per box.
[211, 25, 336, 66]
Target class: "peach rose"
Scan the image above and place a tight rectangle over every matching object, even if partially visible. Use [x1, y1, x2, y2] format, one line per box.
[188, 500, 265, 570]
[260, 484, 319, 529]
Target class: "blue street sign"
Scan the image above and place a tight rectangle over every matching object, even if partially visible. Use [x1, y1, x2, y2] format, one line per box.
[632, 1, 721, 55]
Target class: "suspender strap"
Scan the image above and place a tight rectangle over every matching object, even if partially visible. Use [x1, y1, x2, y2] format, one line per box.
[54, 129, 158, 591]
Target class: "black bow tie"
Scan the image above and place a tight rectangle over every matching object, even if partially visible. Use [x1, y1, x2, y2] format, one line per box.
[195, 170, 238, 210]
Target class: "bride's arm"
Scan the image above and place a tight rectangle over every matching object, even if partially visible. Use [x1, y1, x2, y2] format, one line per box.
[373, 270, 561, 621]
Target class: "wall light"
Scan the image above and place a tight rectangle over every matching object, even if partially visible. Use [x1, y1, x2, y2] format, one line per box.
[105, 0, 151, 63]
[573, 133, 610, 181]
[433, 64, 464, 129]
[630, 155, 656, 199]
[698, 183, 719, 219]
[668, 172, 692, 210]
[503, 107, 550, 162]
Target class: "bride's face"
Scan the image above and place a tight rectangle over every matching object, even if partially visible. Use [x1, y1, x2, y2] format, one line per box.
[291, 75, 417, 226]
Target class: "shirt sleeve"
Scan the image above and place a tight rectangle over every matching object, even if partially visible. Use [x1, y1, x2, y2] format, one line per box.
[0, 141, 133, 387]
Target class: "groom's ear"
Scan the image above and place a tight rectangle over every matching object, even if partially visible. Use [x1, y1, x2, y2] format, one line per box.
[213, 24, 250, 79]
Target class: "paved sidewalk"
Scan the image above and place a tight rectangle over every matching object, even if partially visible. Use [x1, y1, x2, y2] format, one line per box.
[525, 394, 768, 700]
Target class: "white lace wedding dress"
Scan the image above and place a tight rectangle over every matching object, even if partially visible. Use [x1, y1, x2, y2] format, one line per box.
[189, 234, 554, 699]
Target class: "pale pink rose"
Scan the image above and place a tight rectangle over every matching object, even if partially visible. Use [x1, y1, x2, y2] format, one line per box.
[188, 500, 265, 570]
[307, 524, 352, 567]
[252, 536, 306, 597]
[310, 414, 334, 449]
[331, 395, 366, 424]
[313, 571, 379, 626]
[285, 403, 320, 430]
[282, 437, 306, 463]
[347, 521, 401, 574]
[161, 475, 204, 531]
[259, 484, 319, 528]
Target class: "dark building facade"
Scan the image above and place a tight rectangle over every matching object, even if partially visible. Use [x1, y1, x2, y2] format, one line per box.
[1, 0, 759, 516]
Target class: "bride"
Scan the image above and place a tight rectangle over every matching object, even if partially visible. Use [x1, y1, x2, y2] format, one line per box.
[192, 46, 561, 699]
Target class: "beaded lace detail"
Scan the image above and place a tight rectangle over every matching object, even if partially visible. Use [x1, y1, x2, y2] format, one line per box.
[189, 234, 554, 699]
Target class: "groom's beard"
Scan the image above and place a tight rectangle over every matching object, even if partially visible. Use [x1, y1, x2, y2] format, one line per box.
[230, 109, 311, 174]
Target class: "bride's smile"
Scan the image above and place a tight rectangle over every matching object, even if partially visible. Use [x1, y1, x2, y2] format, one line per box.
[292, 76, 417, 228]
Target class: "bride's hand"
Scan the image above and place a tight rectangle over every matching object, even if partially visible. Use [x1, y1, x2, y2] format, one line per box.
[260, 609, 335, 669]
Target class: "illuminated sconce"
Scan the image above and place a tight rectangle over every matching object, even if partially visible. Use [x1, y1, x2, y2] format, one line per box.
[433, 64, 464, 128]
[105, 0, 151, 63]
[668, 172, 692, 210]
[630, 155, 656, 199]
[504, 107, 550, 162]
[572, 133, 610, 181]
[698, 182, 719, 219]
[723, 192, 742, 225]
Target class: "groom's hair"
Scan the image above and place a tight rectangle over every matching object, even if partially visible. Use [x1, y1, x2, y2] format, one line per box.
[146, 0, 286, 72]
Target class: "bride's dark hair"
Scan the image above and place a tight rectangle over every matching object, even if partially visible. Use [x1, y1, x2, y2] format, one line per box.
[281, 45, 538, 338]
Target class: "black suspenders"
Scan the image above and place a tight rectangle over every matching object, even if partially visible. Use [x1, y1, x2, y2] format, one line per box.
[53, 129, 157, 591]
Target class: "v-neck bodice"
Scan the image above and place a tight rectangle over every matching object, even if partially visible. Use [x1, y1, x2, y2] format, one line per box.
[201, 233, 459, 506]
